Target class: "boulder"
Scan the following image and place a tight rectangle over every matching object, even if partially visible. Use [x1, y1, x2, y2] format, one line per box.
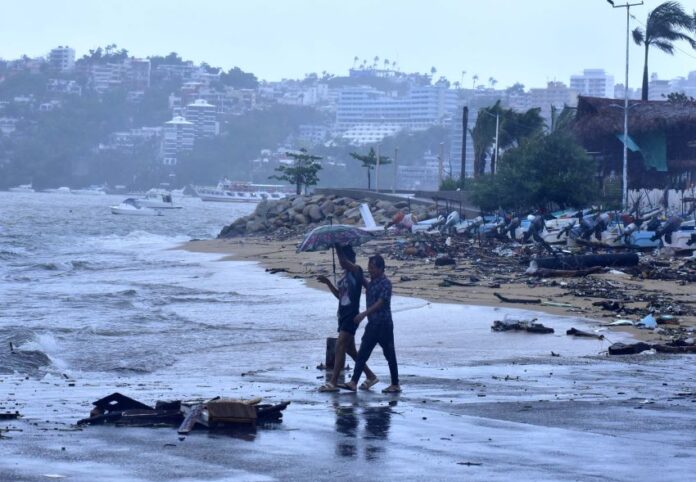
[291, 197, 306, 212]
[320, 200, 335, 215]
[343, 207, 361, 221]
[307, 204, 323, 222]
[246, 220, 266, 233]
[294, 213, 308, 225]
[394, 201, 409, 209]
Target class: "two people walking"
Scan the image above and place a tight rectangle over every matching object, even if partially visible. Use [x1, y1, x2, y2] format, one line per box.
[317, 245, 400, 394]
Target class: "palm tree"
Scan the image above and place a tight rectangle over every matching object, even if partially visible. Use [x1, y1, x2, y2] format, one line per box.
[349, 148, 391, 190]
[472, 74, 479, 89]
[353, 56, 359, 67]
[632, 1, 695, 100]
[373, 56, 379, 68]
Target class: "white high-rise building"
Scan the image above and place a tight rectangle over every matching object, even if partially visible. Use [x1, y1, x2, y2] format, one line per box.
[185, 99, 218, 138]
[336, 84, 458, 135]
[48, 46, 75, 72]
[570, 69, 614, 98]
[162, 116, 194, 165]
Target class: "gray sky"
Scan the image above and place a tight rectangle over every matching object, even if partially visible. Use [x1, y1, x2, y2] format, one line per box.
[1, 0, 694, 89]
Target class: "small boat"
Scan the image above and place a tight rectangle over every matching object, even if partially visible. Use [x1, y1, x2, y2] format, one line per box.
[72, 185, 107, 195]
[44, 187, 71, 194]
[136, 190, 183, 209]
[9, 183, 35, 193]
[110, 198, 163, 216]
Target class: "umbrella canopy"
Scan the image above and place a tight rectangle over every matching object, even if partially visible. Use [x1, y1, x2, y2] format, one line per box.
[296, 224, 374, 253]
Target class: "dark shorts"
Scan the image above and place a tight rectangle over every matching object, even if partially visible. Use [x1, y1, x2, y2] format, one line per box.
[338, 316, 358, 335]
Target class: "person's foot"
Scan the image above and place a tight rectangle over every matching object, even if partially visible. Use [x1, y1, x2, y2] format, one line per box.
[382, 384, 401, 394]
[359, 377, 379, 391]
[318, 382, 339, 392]
[337, 381, 357, 392]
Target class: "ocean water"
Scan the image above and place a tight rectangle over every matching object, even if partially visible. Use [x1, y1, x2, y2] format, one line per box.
[0, 192, 330, 377]
[1, 191, 623, 382]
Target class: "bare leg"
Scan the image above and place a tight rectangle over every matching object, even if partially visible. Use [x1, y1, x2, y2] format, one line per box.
[346, 336, 376, 381]
[330, 331, 351, 386]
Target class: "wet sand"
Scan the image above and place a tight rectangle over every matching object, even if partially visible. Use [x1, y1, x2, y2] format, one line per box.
[182, 237, 696, 342]
[3, 240, 695, 481]
[2, 305, 695, 481]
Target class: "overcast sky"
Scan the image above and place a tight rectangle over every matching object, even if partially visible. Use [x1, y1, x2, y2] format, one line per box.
[1, 0, 694, 89]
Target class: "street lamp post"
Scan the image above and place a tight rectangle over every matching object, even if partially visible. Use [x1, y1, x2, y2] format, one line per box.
[608, 0, 643, 210]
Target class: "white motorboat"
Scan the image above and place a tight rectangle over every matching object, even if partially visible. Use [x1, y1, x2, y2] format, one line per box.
[110, 198, 163, 216]
[192, 180, 289, 203]
[9, 183, 35, 193]
[44, 187, 71, 194]
[136, 190, 183, 209]
[72, 185, 107, 195]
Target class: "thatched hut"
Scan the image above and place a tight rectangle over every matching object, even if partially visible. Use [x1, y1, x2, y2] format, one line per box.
[573, 96, 696, 189]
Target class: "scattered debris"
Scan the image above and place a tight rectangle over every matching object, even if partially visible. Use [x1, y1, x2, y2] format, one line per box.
[493, 292, 541, 304]
[77, 392, 289, 432]
[566, 327, 604, 340]
[492, 318, 554, 334]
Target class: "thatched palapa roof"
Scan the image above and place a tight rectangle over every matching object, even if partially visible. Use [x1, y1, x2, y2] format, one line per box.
[573, 96, 696, 139]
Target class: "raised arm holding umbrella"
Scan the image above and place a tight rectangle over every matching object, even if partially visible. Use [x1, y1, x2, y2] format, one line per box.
[296, 224, 378, 392]
[316, 244, 378, 392]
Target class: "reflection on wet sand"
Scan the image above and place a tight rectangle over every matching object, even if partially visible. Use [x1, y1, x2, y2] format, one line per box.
[333, 401, 394, 460]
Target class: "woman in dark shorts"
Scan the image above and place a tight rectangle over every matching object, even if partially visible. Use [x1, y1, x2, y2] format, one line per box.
[317, 245, 378, 392]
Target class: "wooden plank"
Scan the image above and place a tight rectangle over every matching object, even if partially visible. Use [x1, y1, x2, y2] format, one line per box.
[177, 404, 203, 434]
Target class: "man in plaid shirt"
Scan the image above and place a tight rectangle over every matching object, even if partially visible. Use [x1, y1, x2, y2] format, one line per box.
[339, 254, 401, 393]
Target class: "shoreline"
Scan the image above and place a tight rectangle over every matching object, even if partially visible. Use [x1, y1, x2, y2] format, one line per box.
[180, 237, 695, 342]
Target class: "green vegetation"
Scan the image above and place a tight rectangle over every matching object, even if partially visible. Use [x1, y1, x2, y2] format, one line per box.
[471, 131, 597, 212]
[470, 101, 544, 178]
[270, 148, 322, 195]
[349, 147, 391, 190]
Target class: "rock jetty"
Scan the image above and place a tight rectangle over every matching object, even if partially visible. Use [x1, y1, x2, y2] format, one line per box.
[218, 193, 436, 239]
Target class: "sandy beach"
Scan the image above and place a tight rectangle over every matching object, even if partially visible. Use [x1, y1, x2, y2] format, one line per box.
[182, 236, 696, 343]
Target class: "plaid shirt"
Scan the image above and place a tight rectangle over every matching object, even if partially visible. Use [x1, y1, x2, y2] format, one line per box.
[365, 274, 392, 324]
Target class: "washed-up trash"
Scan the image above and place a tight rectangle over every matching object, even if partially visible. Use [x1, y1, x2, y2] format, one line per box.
[607, 319, 634, 326]
[534, 253, 639, 270]
[655, 315, 679, 325]
[638, 314, 657, 329]
[78, 393, 290, 432]
[492, 317, 554, 334]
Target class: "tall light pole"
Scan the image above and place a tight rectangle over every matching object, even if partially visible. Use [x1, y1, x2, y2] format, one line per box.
[392, 147, 398, 193]
[608, 0, 643, 209]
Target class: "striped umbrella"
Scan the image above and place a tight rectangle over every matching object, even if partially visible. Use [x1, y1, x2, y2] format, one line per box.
[296, 224, 374, 253]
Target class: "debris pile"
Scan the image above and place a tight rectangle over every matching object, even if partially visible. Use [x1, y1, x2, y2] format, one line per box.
[77, 392, 290, 433]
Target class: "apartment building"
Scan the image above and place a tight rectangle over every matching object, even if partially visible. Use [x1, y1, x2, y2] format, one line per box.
[570, 69, 614, 98]
[335, 84, 457, 141]
[48, 46, 75, 72]
[162, 116, 194, 165]
[185, 99, 218, 138]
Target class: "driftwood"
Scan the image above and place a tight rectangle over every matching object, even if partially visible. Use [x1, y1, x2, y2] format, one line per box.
[494, 292, 541, 304]
[528, 266, 603, 278]
[566, 327, 604, 340]
[534, 253, 639, 271]
[492, 318, 554, 334]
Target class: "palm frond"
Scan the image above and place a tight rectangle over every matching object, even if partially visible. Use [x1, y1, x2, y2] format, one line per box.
[632, 27, 645, 45]
[652, 39, 676, 54]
